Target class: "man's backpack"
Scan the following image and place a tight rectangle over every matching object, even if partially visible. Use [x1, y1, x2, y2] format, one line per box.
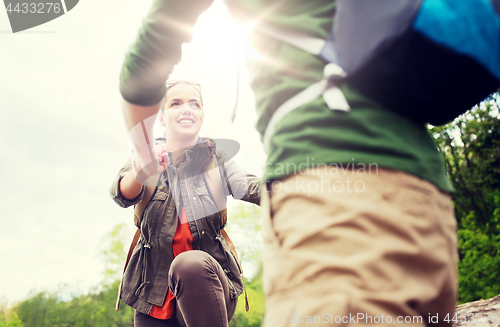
[236, 0, 500, 152]
[325, 0, 500, 126]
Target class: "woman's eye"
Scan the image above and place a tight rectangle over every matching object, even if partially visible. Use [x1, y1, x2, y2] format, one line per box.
[189, 101, 200, 108]
[170, 102, 180, 108]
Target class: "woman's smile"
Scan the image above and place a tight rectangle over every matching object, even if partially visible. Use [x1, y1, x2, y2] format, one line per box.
[177, 117, 195, 125]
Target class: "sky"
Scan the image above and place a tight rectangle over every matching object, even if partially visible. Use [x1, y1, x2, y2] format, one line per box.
[0, 0, 266, 305]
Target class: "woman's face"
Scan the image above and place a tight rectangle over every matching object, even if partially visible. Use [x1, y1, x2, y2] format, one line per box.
[160, 83, 204, 143]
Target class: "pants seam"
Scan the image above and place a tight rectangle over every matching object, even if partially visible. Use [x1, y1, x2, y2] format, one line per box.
[206, 259, 225, 327]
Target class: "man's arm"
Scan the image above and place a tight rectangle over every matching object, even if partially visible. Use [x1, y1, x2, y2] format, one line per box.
[119, 0, 214, 111]
[119, 0, 214, 187]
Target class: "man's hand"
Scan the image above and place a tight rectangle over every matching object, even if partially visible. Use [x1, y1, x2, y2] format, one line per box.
[130, 143, 169, 185]
[123, 98, 169, 185]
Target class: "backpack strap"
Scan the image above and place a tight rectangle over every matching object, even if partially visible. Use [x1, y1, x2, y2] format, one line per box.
[242, 13, 350, 153]
[262, 63, 350, 153]
[205, 156, 250, 311]
[134, 184, 157, 228]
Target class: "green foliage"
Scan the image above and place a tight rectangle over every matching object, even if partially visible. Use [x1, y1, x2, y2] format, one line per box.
[230, 268, 265, 327]
[0, 314, 23, 327]
[100, 223, 129, 285]
[457, 228, 500, 302]
[226, 202, 263, 272]
[0, 300, 24, 327]
[14, 282, 134, 327]
[429, 97, 500, 231]
[227, 202, 266, 326]
[429, 91, 500, 303]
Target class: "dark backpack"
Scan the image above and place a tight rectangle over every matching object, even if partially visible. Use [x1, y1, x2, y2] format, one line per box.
[324, 0, 500, 125]
[238, 0, 500, 127]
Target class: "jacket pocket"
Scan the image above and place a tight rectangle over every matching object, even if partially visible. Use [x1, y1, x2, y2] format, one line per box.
[195, 180, 220, 218]
[143, 187, 169, 237]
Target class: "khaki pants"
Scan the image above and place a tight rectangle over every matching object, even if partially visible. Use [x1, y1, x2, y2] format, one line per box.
[261, 167, 457, 326]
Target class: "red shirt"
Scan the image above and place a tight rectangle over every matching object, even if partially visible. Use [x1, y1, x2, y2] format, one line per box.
[149, 206, 193, 320]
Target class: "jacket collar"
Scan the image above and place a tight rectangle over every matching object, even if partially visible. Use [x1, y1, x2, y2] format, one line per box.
[166, 138, 216, 178]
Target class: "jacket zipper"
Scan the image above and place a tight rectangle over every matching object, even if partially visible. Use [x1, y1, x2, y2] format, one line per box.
[183, 165, 202, 250]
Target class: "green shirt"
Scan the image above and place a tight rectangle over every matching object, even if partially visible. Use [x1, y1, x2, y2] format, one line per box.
[120, 0, 453, 192]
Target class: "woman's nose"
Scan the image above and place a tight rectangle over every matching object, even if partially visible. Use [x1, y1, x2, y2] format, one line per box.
[180, 104, 194, 113]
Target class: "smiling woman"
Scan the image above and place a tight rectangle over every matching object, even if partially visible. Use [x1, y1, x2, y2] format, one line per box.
[159, 81, 205, 150]
[111, 76, 261, 327]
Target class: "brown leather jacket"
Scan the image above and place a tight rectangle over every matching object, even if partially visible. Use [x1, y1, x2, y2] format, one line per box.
[109, 139, 261, 314]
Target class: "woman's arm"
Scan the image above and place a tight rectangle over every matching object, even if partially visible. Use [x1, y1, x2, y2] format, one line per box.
[120, 170, 144, 200]
[221, 156, 261, 206]
[109, 159, 146, 208]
